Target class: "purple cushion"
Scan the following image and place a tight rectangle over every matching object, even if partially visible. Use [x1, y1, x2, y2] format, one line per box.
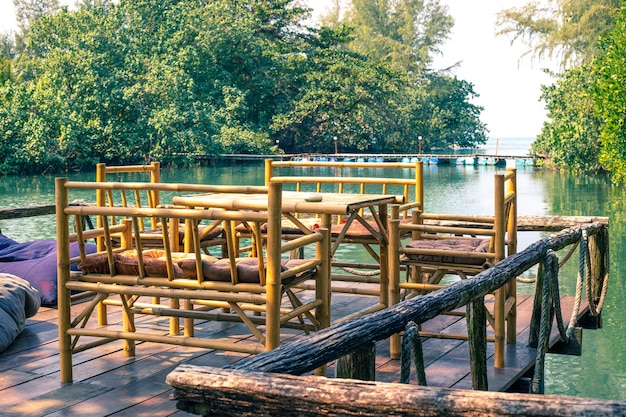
[0, 239, 95, 304]
[0, 234, 19, 251]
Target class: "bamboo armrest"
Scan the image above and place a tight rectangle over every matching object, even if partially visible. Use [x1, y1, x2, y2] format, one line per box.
[399, 223, 496, 237]
[280, 230, 325, 254]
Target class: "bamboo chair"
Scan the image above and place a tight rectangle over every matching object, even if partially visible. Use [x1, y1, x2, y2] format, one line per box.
[388, 168, 517, 368]
[56, 180, 331, 383]
[95, 162, 226, 254]
[262, 159, 423, 319]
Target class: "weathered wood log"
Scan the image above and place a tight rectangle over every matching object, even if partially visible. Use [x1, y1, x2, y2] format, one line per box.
[0, 204, 55, 220]
[0, 201, 94, 221]
[467, 297, 488, 390]
[423, 215, 608, 232]
[167, 365, 626, 417]
[516, 215, 609, 232]
[220, 223, 606, 376]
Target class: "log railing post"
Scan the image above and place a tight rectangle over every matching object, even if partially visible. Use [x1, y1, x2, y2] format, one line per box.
[336, 343, 376, 381]
[467, 297, 488, 390]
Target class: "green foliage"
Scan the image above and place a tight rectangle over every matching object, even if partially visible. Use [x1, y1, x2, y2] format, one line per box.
[497, 1, 626, 182]
[531, 65, 603, 174]
[344, 0, 453, 73]
[0, 0, 488, 174]
[591, 7, 626, 183]
[496, 0, 621, 68]
[316, 0, 486, 152]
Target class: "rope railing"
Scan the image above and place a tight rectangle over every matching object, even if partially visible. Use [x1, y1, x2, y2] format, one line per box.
[168, 222, 611, 415]
[530, 227, 610, 394]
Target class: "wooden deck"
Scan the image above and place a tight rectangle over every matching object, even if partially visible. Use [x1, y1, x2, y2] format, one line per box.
[0, 284, 588, 417]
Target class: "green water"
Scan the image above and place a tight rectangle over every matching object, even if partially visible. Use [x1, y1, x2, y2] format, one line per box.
[1, 160, 624, 400]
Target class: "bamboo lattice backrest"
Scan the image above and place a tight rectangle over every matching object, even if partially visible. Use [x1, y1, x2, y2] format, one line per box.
[397, 167, 517, 266]
[96, 162, 161, 230]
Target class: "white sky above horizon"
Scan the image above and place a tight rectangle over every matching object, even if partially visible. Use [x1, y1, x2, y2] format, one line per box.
[1, 0, 556, 139]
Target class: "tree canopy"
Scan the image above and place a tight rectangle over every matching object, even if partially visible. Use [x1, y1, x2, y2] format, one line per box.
[496, 0, 621, 68]
[0, 0, 488, 175]
[498, 0, 626, 183]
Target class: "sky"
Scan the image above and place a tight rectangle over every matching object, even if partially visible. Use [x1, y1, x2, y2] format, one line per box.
[1, 0, 556, 139]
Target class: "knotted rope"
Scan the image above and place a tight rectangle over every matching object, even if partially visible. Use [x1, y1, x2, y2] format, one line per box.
[580, 228, 610, 317]
[532, 226, 610, 394]
[400, 321, 427, 386]
[332, 257, 381, 277]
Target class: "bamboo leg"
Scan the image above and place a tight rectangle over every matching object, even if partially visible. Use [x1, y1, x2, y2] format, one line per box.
[56, 178, 73, 383]
[265, 182, 282, 350]
[378, 203, 389, 308]
[388, 205, 402, 359]
[493, 287, 505, 368]
[315, 228, 331, 377]
[506, 279, 517, 344]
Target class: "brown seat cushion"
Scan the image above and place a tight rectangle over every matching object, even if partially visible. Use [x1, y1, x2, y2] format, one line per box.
[80, 250, 316, 285]
[115, 249, 187, 278]
[177, 257, 316, 284]
[179, 257, 267, 283]
[79, 253, 111, 274]
[177, 254, 220, 278]
[331, 221, 378, 237]
[404, 238, 491, 266]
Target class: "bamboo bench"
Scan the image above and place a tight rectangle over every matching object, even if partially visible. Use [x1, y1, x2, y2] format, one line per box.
[55, 179, 331, 383]
[264, 159, 424, 317]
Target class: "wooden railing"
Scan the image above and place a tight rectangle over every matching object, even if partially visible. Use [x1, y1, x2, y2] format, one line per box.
[167, 221, 612, 416]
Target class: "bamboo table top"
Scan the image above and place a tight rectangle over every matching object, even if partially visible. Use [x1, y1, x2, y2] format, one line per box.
[172, 191, 403, 216]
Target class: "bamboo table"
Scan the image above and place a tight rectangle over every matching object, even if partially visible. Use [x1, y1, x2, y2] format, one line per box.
[172, 190, 403, 321]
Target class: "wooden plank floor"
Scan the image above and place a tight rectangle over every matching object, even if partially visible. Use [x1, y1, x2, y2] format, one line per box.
[0, 287, 585, 417]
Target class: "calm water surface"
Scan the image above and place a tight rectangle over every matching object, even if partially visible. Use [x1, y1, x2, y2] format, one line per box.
[1, 150, 624, 401]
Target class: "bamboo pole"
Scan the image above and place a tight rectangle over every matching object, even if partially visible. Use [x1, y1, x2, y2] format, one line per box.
[265, 182, 282, 350]
[493, 173, 506, 368]
[388, 204, 401, 359]
[55, 178, 73, 383]
[315, 227, 331, 377]
[506, 168, 518, 344]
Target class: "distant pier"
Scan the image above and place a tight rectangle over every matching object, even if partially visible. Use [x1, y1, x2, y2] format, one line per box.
[217, 153, 538, 167]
